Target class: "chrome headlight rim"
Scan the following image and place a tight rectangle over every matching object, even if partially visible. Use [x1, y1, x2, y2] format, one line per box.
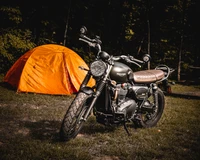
[90, 60, 106, 77]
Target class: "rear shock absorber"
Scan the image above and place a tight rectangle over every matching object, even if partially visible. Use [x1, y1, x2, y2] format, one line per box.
[152, 83, 158, 111]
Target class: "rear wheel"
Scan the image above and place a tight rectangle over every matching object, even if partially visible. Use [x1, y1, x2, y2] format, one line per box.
[134, 88, 165, 128]
[60, 92, 90, 141]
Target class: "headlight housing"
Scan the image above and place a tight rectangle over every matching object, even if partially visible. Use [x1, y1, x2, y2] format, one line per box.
[90, 60, 106, 77]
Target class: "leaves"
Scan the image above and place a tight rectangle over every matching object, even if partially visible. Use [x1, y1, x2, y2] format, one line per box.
[0, 0, 199, 79]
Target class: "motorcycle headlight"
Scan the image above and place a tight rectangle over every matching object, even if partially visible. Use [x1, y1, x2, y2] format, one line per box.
[90, 60, 106, 77]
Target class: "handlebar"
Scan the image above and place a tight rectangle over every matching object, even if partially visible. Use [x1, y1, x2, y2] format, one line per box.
[79, 31, 102, 44]
[79, 26, 149, 68]
[79, 37, 96, 47]
[112, 55, 144, 68]
[79, 34, 145, 68]
[79, 33, 102, 51]
[128, 55, 144, 64]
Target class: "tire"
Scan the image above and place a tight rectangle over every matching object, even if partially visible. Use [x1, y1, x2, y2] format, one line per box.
[60, 92, 90, 141]
[134, 88, 165, 128]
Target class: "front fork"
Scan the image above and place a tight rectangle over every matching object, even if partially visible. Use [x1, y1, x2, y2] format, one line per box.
[79, 65, 112, 121]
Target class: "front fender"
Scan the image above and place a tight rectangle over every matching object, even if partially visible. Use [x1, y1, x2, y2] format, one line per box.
[80, 86, 94, 95]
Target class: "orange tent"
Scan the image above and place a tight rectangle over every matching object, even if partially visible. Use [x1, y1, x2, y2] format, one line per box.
[3, 44, 95, 95]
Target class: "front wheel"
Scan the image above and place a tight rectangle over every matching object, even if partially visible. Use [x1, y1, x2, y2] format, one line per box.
[60, 92, 90, 142]
[134, 88, 165, 128]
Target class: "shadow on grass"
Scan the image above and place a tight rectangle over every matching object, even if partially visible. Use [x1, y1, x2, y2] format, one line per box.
[23, 120, 61, 142]
[80, 122, 116, 135]
[23, 118, 116, 142]
[78, 116, 124, 136]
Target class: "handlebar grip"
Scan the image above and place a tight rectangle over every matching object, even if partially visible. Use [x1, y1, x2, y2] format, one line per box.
[129, 56, 144, 64]
[80, 34, 93, 42]
[128, 59, 142, 67]
[79, 38, 96, 47]
[119, 55, 142, 67]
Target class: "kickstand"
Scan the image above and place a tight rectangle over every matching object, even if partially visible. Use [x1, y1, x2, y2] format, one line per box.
[123, 122, 131, 136]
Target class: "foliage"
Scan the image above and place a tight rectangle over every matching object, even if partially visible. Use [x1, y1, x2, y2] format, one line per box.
[0, 6, 36, 73]
[0, 0, 199, 80]
[0, 6, 22, 25]
[0, 29, 36, 73]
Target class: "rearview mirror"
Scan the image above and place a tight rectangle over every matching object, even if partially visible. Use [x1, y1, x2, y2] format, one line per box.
[80, 26, 87, 34]
[143, 54, 151, 62]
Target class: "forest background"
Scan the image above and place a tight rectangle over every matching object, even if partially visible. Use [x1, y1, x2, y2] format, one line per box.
[0, 0, 199, 82]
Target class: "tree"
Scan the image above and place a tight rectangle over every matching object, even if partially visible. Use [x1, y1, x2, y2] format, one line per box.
[0, 0, 199, 82]
[164, 0, 192, 81]
[177, 0, 186, 82]
[0, 6, 35, 73]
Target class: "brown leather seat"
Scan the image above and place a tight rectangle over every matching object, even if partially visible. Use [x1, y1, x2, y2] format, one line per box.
[131, 70, 165, 83]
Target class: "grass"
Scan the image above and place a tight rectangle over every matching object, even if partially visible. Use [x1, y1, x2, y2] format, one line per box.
[0, 74, 200, 160]
[171, 82, 200, 93]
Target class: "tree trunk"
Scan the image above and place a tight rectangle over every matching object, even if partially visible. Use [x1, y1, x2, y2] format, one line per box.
[147, 19, 150, 70]
[177, 0, 186, 82]
[178, 35, 183, 81]
[63, 0, 71, 46]
[147, 0, 151, 69]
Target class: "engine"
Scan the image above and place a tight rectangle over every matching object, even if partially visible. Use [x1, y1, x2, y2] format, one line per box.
[114, 83, 137, 118]
[95, 82, 143, 125]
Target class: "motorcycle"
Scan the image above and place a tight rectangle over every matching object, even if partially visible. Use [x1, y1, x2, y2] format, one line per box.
[60, 26, 173, 142]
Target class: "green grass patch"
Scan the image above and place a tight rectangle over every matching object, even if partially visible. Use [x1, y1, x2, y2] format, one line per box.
[171, 83, 200, 93]
[0, 74, 200, 160]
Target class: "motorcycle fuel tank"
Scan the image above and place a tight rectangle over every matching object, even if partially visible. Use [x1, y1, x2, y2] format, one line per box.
[110, 62, 132, 83]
